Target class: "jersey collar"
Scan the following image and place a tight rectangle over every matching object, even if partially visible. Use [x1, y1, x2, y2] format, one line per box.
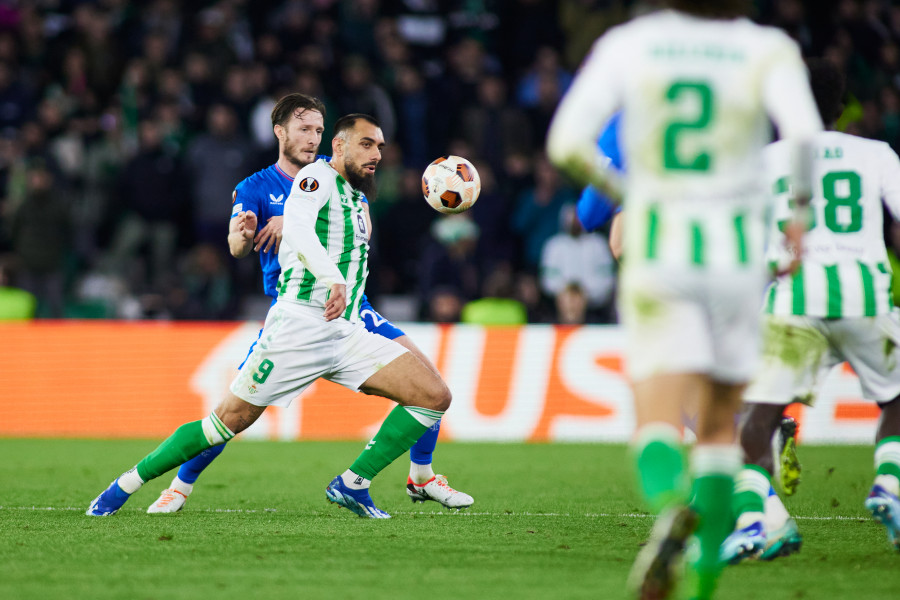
[274, 163, 295, 182]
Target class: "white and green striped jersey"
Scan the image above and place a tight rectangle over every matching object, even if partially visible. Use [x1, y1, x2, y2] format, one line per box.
[277, 159, 370, 322]
[763, 131, 900, 318]
[547, 9, 822, 271]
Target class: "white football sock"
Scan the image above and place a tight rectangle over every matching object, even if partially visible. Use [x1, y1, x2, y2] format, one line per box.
[169, 476, 194, 496]
[409, 462, 436, 485]
[341, 469, 371, 490]
[118, 467, 144, 494]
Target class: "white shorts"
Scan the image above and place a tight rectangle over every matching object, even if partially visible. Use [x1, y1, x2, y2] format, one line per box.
[230, 301, 409, 407]
[619, 266, 766, 383]
[745, 312, 900, 406]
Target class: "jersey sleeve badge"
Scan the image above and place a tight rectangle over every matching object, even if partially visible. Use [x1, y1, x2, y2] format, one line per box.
[299, 177, 319, 192]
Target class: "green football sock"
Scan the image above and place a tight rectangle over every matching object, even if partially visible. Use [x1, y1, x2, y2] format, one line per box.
[632, 425, 688, 514]
[689, 445, 740, 600]
[350, 405, 442, 480]
[875, 437, 900, 479]
[136, 414, 234, 482]
[874, 437, 900, 496]
[732, 464, 770, 525]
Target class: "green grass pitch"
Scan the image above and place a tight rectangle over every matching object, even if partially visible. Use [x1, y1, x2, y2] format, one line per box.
[1, 439, 899, 600]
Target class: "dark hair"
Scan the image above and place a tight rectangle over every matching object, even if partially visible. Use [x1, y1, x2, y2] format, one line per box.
[806, 58, 845, 125]
[270, 93, 326, 128]
[665, 0, 753, 18]
[333, 113, 380, 138]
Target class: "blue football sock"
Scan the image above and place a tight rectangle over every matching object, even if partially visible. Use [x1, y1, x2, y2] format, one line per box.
[410, 419, 441, 465]
[177, 442, 227, 484]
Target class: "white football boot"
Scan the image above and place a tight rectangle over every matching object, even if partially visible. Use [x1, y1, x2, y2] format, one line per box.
[406, 474, 474, 509]
[147, 488, 189, 514]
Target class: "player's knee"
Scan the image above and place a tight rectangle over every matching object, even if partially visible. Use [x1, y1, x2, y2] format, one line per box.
[426, 379, 452, 412]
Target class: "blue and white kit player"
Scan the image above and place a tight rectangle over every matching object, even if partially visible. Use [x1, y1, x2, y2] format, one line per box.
[147, 94, 473, 513]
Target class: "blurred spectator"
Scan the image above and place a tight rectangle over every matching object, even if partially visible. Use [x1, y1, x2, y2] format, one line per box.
[373, 167, 436, 295]
[539, 203, 616, 322]
[392, 64, 430, 168]
[105, 119, 184, 288]
[337, 55, 397, 142]
[6, 158, 70, 317]
[185, 103, 254, 244]
[516, 46, 572, 108]
[419, 214, 481, 322]
[186, 7, 239, 83]
[555, 282, 589, 325]
[457, 74, 532, 175]
[512, 154, 579, 270]
[468, 160, 517, 269]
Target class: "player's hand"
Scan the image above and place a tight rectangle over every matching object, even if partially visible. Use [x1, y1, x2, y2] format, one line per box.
[778, 220, 805, 277]
[254, 215, 283, 254]
[324, 283, 347, 321]
[235, 210, 258, 242]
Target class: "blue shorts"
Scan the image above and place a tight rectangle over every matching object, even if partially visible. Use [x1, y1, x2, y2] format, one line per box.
[358, 295, 405, 340]
[239, 295, 405, 369]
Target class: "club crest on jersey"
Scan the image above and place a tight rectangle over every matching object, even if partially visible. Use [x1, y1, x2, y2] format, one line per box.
[299, 177, 319, 192]
[269, 193, 284, 204]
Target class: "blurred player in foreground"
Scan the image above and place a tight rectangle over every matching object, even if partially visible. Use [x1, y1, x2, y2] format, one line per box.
[722, 59, 900, 562]
[547, 0, 822, 597]
[143, 93, 471, 514]
[582, 112, 804, 557]
[89, 114, 455, 519]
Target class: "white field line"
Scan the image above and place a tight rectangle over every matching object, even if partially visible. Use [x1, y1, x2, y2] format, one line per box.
[0, 505, 870, 521]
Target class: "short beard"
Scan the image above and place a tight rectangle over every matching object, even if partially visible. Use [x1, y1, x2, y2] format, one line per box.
[284, 145, 313, 169]
[345, 162, 377, 200]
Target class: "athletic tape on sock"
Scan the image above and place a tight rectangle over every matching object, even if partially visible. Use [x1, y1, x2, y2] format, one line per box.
[201, 413, 235, 445]
[404, 406, 444, 428]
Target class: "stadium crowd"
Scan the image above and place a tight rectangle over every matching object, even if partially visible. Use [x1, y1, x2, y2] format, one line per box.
[0, 0, 899, 323]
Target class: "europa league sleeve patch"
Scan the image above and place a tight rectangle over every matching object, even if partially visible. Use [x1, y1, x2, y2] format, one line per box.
[298, 177, 320, 192]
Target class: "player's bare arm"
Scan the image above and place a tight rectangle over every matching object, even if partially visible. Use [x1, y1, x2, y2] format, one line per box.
[254, 215, 283, 254]
[228, 210, 258, 258]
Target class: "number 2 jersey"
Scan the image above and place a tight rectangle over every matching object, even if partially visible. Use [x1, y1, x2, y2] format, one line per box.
[547, 9, 822, 271]
[277, 158, 370, 323]
[763, 131, 900, 318]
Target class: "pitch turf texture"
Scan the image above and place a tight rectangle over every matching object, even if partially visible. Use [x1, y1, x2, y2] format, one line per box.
[2, 440, 899, 600]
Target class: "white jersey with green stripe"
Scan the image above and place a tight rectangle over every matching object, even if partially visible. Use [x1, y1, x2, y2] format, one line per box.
[277, 159, 370, 323]
[763, 131, 900, 318]
[546, 9, 822, 271]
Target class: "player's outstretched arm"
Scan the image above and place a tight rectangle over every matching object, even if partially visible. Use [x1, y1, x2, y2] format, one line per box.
[228, 210, 258, 258]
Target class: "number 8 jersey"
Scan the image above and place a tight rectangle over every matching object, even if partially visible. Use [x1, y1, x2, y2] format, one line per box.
[763, 132, 900, 318]
[277, 158, 370, 322]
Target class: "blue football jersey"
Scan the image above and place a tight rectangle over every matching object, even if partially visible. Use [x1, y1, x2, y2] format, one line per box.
[231, 157, 358, 298]
[232, 163, 296, 298]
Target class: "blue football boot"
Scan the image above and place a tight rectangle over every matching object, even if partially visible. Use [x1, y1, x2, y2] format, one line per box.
[865, 484, 900, 552]
[86, 479, 131, 516]
[326, 476, 391, 519]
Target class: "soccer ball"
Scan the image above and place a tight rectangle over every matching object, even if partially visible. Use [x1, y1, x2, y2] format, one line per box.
[421, 155, 481, 214]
